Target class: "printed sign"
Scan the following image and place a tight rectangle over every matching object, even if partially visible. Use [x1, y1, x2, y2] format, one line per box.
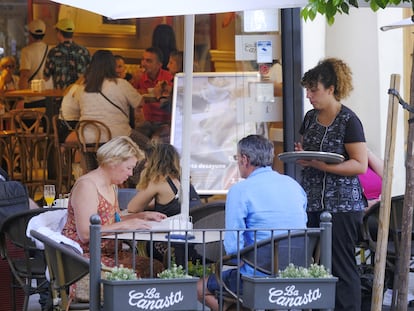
[171, 72, 267, 194]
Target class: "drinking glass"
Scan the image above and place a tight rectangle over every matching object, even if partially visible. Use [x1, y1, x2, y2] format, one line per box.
[44, 185, 56, 208]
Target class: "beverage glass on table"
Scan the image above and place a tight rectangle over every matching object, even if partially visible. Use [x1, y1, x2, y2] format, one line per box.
[44, 185, 56, 208]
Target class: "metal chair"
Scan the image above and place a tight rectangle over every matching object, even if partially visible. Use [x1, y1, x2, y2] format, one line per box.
[117, 188, 137, 210]
[214, 229, 321, 311]
[30, 229, 90, 310]
[75, 120, 112, 173]
[0, 208, 55, 311]
[190, 200, 225, 263]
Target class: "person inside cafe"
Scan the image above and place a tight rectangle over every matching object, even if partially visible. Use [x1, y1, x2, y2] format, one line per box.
[61, 135, 166, 276]
[196, 134, 308, 311]
[133, 47, 173, 142]
[152, 24, 177, 70]
[114, 54, 133, 83]
[0, 56, 24, 111]
[153, 50, 183, 114]
[57, 77, 83, 144]
[76, 49, 149, 170]
[19, 19, 49, 109]
[43, 18, 90, 90]
[0, 56, 19, 92]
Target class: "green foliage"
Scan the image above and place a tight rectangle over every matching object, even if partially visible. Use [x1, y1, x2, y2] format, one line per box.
[301, 0, 413, 25]
[187, 260, 215, 277]
[157, 263, 192, 279]
[278, 263, 333, 278]
[104, 265, 138, 280]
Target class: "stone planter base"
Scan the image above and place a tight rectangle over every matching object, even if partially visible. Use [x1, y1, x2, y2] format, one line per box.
[242, 275, 338, 309]
[102, 277, 198, 311]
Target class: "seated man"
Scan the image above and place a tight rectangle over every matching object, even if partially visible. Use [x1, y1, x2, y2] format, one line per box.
[133, 47, 173, 142]
[196, 135, 308, 311]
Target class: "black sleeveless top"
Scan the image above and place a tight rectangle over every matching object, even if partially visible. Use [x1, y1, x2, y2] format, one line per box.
[154, 176, 180, 217]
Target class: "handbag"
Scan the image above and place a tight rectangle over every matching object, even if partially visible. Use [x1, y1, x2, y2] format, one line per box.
[99, 91, 135, 129]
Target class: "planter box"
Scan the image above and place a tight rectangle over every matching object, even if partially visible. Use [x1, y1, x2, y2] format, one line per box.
[242, 275, 338, 309]
[102, 277, 198, 311]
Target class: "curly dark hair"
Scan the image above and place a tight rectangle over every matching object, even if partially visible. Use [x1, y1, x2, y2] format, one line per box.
[301, 57, 353, 101]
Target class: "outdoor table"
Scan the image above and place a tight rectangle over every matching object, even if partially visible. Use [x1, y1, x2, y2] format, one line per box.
[102, 225, 223, 244]
[2, 89, 64, 133]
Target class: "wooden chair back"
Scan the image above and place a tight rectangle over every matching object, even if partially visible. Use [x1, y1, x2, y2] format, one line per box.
[75, 120, 111, 153]
[75, 120, 112, 172]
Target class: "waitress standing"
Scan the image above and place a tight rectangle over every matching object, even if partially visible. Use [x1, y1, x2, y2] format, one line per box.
[295, 57, 367, 311]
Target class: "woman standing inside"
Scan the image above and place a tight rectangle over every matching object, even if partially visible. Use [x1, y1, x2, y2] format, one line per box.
[152, 24, 177, 70]
[295, 58, 367, 311]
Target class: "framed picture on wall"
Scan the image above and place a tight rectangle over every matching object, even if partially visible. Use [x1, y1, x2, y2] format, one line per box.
[59, 5, 136, 35]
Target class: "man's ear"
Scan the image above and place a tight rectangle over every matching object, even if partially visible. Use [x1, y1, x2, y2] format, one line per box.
[241, 154, 249, 167]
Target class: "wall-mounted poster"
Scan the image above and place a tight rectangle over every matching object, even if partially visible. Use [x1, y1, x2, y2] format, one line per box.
[171, 72, 283, 195]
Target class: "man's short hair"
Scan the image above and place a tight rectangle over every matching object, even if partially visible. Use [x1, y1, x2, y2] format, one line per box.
[238, 135, 274, 167]
[145, 47, 164, 65]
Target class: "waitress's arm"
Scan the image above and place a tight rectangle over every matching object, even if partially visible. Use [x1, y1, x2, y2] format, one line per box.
[299, 142, 368, 176]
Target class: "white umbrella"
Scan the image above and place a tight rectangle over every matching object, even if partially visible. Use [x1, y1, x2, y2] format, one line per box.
[49, 0, 307, 19]
[50, 0, 307, 218]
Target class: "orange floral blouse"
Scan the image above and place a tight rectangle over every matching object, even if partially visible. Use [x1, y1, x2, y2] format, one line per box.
[61, 186, 120, 267]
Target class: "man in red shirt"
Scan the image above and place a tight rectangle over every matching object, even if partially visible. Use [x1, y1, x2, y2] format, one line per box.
[133, 47, 173, 142]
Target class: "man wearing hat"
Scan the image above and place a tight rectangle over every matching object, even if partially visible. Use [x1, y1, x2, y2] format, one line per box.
[19, 19, 49, 108]
[43, 18, 90, 90]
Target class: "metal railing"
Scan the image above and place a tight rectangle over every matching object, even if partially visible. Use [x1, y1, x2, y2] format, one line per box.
[89, 212, 332, 311]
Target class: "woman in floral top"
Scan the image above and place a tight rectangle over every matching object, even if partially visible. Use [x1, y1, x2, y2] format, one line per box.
[295, 58, 367, 311]
[62, 136, 165, 276]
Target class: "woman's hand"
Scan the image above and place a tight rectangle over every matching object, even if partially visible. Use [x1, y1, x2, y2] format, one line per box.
[296, 159, 326, 170]
[128, 218, 152, 230]
[136, 211, 167, 222]
[294, 142, 303, 151]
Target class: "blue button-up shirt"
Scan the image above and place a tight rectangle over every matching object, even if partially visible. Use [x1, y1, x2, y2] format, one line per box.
[224, 166, 308, 275]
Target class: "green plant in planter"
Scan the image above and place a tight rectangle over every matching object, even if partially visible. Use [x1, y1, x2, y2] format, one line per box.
[187, 260, 214, 277]
[157, 263, 192, 279]
[104, 265, 138, 280]
[278, 263, 333, 278]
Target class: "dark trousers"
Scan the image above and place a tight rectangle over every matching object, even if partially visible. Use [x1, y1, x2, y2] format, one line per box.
[308, 211, 363, 311]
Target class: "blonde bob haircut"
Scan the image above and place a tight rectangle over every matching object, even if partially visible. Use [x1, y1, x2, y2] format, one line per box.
[96, 136, 144, 167]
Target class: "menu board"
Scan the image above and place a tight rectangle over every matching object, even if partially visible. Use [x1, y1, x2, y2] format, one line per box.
[171, 72, 282, 195]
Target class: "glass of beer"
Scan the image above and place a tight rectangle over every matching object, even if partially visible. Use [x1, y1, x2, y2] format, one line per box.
[44, 185, 56, 208]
